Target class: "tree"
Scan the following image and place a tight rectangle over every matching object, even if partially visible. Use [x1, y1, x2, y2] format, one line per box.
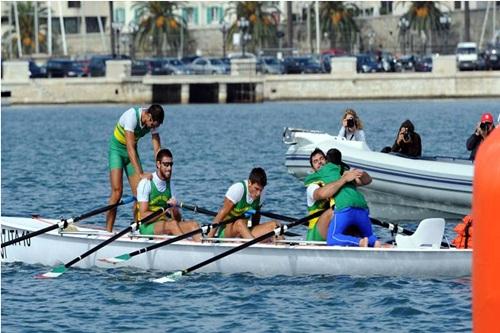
[398, 1, 448, 54]
[319, 1, 359, 53]
[133, 1, 187, 57]
[225, 1, 281, 53]
[2, 2, 49, 57]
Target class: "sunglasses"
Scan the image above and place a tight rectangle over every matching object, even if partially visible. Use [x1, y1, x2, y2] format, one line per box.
[161, 161, 174, 167]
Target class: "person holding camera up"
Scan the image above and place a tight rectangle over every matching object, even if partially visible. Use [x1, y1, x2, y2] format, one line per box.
[389, 119, 422, 158]
[466, 112, 496, 161]
[338, 108, 366, 142]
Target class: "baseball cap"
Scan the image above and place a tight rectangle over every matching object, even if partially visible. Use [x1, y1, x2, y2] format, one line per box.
[481, 113, 494, 123]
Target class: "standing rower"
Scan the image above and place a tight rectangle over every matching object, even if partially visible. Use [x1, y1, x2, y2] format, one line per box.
[106, 104, 164, 232]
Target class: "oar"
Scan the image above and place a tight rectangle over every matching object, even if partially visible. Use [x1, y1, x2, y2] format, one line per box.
[152, 209, 326, 283]
[370, 217, 453, 248]
[99, 212, 246, 264]
[1, 196, 136, 249]
[35, 207, 167, 279]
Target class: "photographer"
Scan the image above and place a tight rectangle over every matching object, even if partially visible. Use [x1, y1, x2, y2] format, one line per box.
[338, 108, 366, 142]
[389, 119, 422, 158]
[466, 113, 495, 161]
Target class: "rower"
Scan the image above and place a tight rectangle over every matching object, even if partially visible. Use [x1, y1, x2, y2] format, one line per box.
[207, 168, 281, 241]
[305, 148, 380, 247]
[136, 148, 201, 241]
[305, 148, 367, 242]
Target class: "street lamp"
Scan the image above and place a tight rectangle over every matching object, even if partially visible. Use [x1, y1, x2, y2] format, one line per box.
[128, 21, 139, 59]
[439, 15, 451, 54]
[398, 16, 410, 54]
[220, 21, 228, 58]
[112, 22, 123, 57]
[237, 17, 250, 57]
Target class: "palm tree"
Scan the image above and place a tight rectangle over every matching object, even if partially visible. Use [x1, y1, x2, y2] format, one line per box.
[3, 2, 49, 57]
[225, 2, 281, 54]
[133, 1, 186, 57]
[319, 1, 359, 53]
[398, 1, 448, 54]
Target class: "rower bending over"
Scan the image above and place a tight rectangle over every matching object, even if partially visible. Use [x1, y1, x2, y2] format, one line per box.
[207, 168, 280, 241]
[136, 149, 201, 241]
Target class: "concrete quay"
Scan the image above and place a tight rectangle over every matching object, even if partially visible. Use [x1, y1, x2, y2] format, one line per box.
[2, 56, 499, 105]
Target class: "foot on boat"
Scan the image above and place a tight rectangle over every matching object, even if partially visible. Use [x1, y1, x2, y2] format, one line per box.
[359, 237, 369, 247]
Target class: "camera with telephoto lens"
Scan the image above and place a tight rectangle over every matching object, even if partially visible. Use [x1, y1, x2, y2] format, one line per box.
[346, 118, 355, 128]
[480, 122, 489, 131]
[404, 132, 411, 141]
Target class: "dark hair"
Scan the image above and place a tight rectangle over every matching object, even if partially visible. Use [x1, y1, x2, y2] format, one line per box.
[309, 148, 326, 167]
[156, 148, 173, 162]
[326, 148, 342, 165]
[147, 104, 165, 124]
[249, 167, 267, 187]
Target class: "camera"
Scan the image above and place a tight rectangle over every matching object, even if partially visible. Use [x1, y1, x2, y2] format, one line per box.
[404, 132, 411, 141]
[346, 118, 355, 128]
[480, 122, 489, 131]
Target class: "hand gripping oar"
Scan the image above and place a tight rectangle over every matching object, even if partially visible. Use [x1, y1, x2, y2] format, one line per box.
[370, 218, 453, 248]
[99, 205, 248, 264]
[35, 207, 167, 279]
[152, 209, 326, 283]
[1, 196, 136, 249]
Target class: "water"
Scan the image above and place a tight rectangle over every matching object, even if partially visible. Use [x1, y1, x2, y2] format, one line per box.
[3, 99, 495, 332]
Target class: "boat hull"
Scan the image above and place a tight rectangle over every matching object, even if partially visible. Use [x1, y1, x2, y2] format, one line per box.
[1, 216, 471, 277]
[283, 129, 473, 220]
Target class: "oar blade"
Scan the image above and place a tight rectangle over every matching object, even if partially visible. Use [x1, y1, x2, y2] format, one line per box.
[98, 253, 131, 264]
[35, 265, 67, 279]
[151, 271, 183, 284]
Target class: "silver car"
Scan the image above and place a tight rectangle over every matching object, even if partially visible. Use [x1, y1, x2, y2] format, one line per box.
[190, 57, 226, 75]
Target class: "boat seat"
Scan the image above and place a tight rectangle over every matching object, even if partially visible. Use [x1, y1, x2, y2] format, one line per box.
[396, 218, 445, 249]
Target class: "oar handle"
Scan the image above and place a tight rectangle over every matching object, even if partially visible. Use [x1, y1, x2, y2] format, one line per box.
[183, 209, 326, 276]
[72, 196, 136, 223]
[259, 211, 298, 223]
[178, 203, 218, 217]
[64, 207, 166, 269]
[1, 197, 136, 249]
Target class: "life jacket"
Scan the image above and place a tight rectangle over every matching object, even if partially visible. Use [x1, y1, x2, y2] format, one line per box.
[451, 214, 473, 249]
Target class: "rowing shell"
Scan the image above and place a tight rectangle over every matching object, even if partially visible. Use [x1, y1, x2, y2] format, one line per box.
[1, 216, 471, 277]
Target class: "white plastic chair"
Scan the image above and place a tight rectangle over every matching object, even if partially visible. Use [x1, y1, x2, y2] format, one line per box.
[396, 218, 445, 249]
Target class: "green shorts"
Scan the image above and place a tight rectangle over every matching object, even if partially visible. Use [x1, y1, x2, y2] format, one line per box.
[139, 221, 156, 235]
[306, 223, 325, 242]
[108, 140, 141, 177]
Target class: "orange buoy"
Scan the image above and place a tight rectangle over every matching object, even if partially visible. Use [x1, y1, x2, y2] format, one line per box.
[473, 127, 500, 331]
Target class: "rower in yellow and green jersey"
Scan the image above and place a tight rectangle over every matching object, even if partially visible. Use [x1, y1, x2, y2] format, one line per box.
[106, 104, 165, 232]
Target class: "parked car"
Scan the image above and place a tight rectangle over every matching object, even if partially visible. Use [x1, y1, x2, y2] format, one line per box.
[257, 56, 284, 74]
[131, 60, 149, 76]
[484, 43, 500, 70]
[190, 57, 227, 75]
[414, 56, 433, 72]
[46, 59, 86, 78]
[283, 56, 322, 74]
[88, 55, 130, 77]
[456, 42, 478, 71]
[356, 54, 382, 73]
[399, 55, 417, 71]
[181, 55, 199, 66]
[29, 60, 47, 78]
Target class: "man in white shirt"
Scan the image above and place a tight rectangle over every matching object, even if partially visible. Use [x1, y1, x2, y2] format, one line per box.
[207, 168, 280, 240]
[136, 148, 200, 241]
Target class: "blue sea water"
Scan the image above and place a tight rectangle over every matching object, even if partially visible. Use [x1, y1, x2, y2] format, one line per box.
[2, 99, 495, 332]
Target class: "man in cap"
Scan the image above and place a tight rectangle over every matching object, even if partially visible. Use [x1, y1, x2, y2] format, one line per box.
[466, 112, 496, 161]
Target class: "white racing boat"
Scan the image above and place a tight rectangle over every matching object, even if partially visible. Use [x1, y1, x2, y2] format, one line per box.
[1, 216, 471, 278]
[283, 128, 473, 220]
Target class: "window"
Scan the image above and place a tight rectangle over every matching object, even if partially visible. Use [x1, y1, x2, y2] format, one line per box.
[85, 17, 107, 33]
[380, 1, 393, 15]
[454, 1, 461, 9]
[206, 6, 223, 24]
[115, 8, 125, 24]
[64, 17, 80, 34]
[182, 7, 199, 25]
[68, 1, 81, 8]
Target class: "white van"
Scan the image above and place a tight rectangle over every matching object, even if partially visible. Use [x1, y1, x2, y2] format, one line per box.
[456, 42, 478, 70]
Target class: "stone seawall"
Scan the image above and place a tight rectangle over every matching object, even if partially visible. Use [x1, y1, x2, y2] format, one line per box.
[2, 57, 499, 105]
